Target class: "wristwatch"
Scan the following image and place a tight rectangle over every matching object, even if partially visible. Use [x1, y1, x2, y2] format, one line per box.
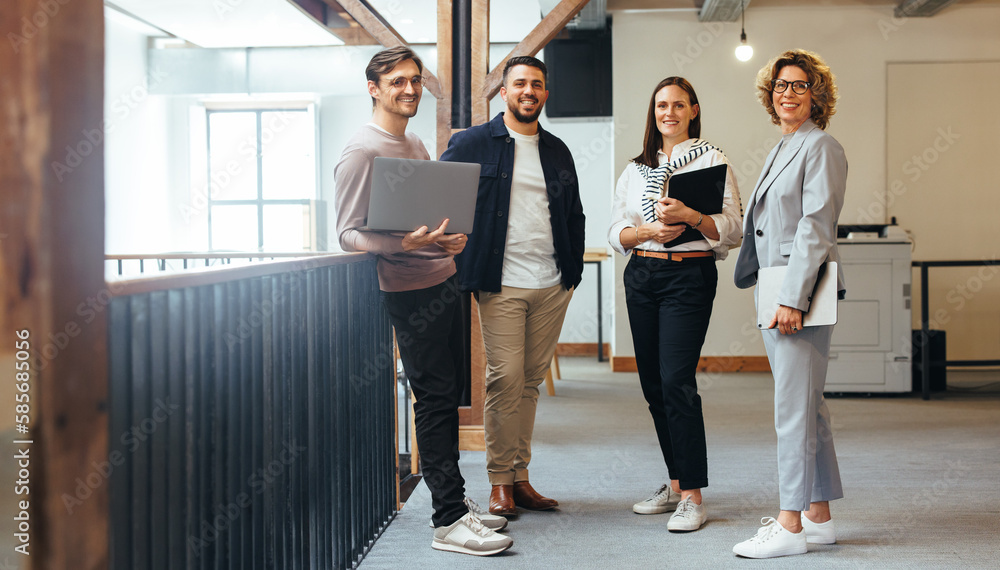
[691, 213, 704, 229]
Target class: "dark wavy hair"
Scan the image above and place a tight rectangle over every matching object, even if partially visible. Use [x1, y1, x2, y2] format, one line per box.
[632, 77, 701, 168]
[756, 49, 838, 130]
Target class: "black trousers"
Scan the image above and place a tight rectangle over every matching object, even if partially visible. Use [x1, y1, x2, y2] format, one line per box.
[382, 275, 467, 527]
[624, 255, 717, 490]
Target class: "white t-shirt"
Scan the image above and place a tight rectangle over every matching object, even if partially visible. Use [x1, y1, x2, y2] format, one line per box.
[501, 130, 561, 289]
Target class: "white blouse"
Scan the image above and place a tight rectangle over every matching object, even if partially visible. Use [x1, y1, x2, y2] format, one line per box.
[608, 138, 743, 260]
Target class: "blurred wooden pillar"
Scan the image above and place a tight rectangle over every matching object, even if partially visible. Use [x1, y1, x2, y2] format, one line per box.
[444, 0, 489, 450]
[0, 0, 108, 568]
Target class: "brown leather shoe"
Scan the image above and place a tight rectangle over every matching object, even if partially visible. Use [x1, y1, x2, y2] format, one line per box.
[513, 481, 558, 510]
[489, 484, 516, 516]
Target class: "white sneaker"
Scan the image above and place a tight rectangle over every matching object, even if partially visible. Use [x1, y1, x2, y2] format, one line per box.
[801, 515, 836, 544]
[432, 512, 513, 556]
[666, 497, 706, 532]
[633, 484, 681, 514]
[429, 497, 509, 531]
[733, 517, 808, 559]
[463, 497, 509, 531]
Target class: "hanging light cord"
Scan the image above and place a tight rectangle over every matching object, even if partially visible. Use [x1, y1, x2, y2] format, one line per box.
[741, 0, 747, 42]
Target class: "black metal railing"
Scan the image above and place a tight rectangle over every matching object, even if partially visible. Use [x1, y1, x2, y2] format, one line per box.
[108, 253, 396, 569]
[106, 252, 337, 276]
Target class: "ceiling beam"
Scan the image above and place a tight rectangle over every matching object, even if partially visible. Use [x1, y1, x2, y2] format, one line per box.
[329, 0, 443, 98]
[480, 0, 590, 101]
[894, 0, 958, 18]
[287, 0, 379, 44]
[699, 0, 752, 22]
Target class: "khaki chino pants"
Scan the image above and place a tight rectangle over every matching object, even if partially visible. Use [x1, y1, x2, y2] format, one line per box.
[477, 284, 573, 486]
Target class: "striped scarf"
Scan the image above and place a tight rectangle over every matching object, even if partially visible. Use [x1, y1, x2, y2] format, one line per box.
[635, 140, 719, 223]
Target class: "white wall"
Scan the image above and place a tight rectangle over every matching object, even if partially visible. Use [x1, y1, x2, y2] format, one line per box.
[105, 16, 173, 254]
[610, 4, 1000, 358]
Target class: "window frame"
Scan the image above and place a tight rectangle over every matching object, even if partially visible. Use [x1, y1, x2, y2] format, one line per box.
[203, 103, 319, 252]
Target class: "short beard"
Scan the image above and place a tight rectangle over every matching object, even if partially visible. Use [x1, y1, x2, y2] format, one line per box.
[507, 98, 543, 124]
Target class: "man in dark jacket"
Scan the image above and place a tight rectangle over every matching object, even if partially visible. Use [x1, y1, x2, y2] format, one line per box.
[440, 56, 585, 519]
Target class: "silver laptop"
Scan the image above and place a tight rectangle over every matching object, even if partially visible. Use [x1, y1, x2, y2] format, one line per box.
[756, 262, 838, 329]
[366, 157, 480, 235]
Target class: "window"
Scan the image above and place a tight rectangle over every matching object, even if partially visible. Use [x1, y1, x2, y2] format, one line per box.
[203, 105, 320, 252]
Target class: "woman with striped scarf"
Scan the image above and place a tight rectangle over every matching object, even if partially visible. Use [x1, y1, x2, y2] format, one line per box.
[607, 76, 743, 533]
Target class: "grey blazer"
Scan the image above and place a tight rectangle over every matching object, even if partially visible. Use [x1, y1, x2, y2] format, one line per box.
[734, 119, 847, 312]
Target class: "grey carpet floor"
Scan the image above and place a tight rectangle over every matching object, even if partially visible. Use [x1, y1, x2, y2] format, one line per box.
[360, 358, 1000, 569]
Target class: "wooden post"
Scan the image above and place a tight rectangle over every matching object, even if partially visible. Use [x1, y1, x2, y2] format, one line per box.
[436, 0, 454, 159]
[0, 0, 108, 568]
[470, 0, 490, 126]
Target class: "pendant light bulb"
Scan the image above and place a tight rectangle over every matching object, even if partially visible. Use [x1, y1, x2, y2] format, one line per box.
[736, 32, 753, 62]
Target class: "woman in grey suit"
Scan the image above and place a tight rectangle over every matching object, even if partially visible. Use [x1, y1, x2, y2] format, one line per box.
[732, 50, 847, 559]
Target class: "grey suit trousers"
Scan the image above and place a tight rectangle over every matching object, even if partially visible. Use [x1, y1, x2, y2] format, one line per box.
[761, 325, 844, 511]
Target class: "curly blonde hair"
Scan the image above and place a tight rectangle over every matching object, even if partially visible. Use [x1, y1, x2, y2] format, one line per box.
[755, 49, 838, 130]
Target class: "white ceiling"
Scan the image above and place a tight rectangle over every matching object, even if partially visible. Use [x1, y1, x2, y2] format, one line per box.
[107, 0, 1000, 48]
[107, 0, 345, 47]
[107, 0, 545, 48]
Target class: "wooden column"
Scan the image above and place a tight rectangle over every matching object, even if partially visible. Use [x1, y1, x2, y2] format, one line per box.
[470, 0, 490, 127]
[444, 0, 488, 450]
[436, 0, 454, 159]
[0, 0, 108, 568]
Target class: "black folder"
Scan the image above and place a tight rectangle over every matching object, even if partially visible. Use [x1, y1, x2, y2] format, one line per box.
[660, 163, 727, 247]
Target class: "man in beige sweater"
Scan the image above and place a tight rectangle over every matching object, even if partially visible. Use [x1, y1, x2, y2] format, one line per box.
[334, 46, 511, 557]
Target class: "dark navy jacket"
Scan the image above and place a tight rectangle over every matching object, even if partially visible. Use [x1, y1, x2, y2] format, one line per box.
[440, 112, 586, 293]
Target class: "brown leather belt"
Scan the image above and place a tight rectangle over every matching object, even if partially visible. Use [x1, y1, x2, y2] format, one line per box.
[634, 250, 714, 262]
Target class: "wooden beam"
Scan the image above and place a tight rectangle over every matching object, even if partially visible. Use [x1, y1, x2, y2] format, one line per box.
[1, 0, 108, 567]
[334, 0, 443, 98]
[470, 0, 490, 126]
[436, 0, 453, 158]
[480, 0, 589, 100]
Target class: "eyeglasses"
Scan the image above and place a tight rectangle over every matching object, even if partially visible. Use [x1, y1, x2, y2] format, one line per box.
[383, 75, 424, 89]
[772, 80, 811, 95]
